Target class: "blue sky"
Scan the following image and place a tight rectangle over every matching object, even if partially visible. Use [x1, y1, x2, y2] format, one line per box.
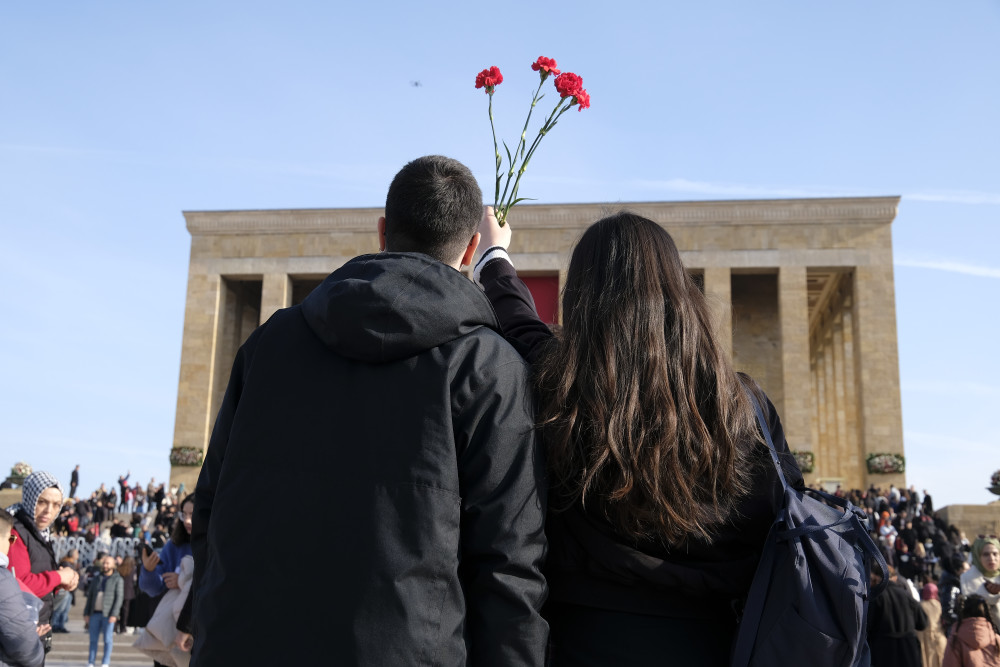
[1, 2, 997, 507]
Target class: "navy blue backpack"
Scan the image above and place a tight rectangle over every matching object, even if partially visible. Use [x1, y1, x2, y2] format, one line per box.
[730, 395, 889, 667]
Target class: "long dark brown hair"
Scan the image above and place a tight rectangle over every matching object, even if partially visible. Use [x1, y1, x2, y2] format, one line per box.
[536, 212, 761, 545]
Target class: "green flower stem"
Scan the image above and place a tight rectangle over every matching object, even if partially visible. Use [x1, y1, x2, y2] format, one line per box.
[518, 78, 547, 160]
[499, 96, 572, 223]
[496, 79, 547, 226]
[489, 94, 501, 210]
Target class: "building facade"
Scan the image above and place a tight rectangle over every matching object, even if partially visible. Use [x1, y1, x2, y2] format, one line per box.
[169, 197, 905, 492]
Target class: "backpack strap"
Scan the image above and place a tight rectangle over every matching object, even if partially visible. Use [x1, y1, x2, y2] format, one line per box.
[730, 392, 784, 667]
[747, 389, 790, 491]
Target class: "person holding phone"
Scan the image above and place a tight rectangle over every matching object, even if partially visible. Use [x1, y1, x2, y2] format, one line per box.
[139, 495, 193, 598]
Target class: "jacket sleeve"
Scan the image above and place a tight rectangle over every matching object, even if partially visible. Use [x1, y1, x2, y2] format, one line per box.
[138, 544, 168, 597]
[190, 328, 260, 633]
[110, 575, 125, 618]
[479, 257, 554, 366]
[940, 582, 959, 628]
[455, 355, 548, 667]
[0, 574, 45, 667]
[7, 529, 61, 598]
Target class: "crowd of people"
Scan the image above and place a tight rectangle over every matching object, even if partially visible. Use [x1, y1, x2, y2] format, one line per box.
[0, 468, 195, 667]
[2, 155, 998, 667]
[841, 483, 1000, 666]
[49, 467, 187, 546]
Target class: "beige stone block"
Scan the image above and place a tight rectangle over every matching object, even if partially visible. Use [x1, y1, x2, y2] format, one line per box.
[779, 266, 812, 453]
[937, 504, 1000, 542]
[261, 273, 291, 323]
[703, 267, 733, 360]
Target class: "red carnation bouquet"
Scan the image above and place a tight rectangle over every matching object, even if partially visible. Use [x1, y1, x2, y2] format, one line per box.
[475, 56, 590, 226]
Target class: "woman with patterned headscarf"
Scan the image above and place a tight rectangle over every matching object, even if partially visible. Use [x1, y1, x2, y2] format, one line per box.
[961, 536, 1000, 629]
[5, 471, 80, 653]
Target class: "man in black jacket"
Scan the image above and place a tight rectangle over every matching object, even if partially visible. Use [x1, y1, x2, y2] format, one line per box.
[191, 156, 548, 666]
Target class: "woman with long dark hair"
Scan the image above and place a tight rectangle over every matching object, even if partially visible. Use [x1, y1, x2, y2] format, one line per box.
[475, 209, 804, 665]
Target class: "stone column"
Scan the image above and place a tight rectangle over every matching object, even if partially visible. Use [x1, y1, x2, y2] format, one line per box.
[260, 273, 291, 324]
[703, 267, 733, 360]
[840, 293, 862, 484]
[821, 328, 837, 482]
[853, 257, 905, 489]
[778, 266, 812, 454]
[170, 272, 222, 489]
[831, 315, 848, 480]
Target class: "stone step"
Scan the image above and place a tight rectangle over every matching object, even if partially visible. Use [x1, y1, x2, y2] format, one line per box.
[49, 623, 153, 665]
[49, 600, 178, 666]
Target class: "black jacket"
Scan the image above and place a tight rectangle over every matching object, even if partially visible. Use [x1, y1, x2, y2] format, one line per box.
[867, 580, 928, 667]
[191, 253, 548, 666]
[479, 257, 804, 619]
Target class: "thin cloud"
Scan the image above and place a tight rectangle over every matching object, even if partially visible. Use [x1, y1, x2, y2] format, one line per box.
[894, 257, 1000, 279]
[636, 178, 852, 199]
[905, 191, 1000, 205]
[638, 178, 1000, 206]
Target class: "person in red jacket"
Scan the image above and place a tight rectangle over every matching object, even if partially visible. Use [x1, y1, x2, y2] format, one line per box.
[5, 471, 79, 653]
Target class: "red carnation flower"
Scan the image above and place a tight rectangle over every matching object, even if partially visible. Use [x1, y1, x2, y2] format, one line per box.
[554, 72, 583, 99]
[573, 88, 590, 111]
[475, 66, 503, 94]
[531, 56, 560, 76]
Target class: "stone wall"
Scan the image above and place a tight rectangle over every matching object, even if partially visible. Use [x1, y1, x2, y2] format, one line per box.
[937, 503, 1000, 541]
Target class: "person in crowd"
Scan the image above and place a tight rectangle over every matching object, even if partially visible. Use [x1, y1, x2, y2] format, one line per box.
[941, 554, 971, 636]
[882, 511, 900, 548]
[475, 209, 803, 665]
[145, 480, 157, 512]
[924, 490, 935, 516]
[919, 582, 948, 667]
[191, 156, 547, 666]
[942, 595, 1000, 667]
[68, 465, 79, 500]
[901, 542, 922, 582]
[911, 486, 924, 516]
[140, 495, 194, 600]
[5, 471, 79, 655]
[116, 472, 130, 513]
[50, 547, 82, 634]
[133, 554, 193, 667]
[133, 487, 146, 515]
[868, 565, 928, 666]
[83, 553, 123, 667]
[961, 537, 1000, 629]
[890, 484, 902, 509]
[0, 508, 46, 667]
[116, 557, 137, 634]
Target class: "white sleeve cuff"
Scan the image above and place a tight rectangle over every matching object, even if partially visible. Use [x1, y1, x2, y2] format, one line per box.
[473, 246, 513, 286]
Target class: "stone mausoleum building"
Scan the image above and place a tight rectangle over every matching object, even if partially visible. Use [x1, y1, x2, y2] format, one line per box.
[169, 197, 906, 494]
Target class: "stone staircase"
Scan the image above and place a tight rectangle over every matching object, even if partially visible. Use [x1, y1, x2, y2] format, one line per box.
[46, 598, 160, 667]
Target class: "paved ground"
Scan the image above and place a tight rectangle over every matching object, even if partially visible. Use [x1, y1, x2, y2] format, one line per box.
[46, 597, 155, 667]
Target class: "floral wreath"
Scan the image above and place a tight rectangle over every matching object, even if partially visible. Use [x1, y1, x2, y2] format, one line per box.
[170, 447, 204, 467]
[866, 452, 905, 475]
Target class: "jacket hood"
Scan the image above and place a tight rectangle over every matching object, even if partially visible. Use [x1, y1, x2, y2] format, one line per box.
[954, 617, 1000, 651]
[301, 253, 499, 363]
